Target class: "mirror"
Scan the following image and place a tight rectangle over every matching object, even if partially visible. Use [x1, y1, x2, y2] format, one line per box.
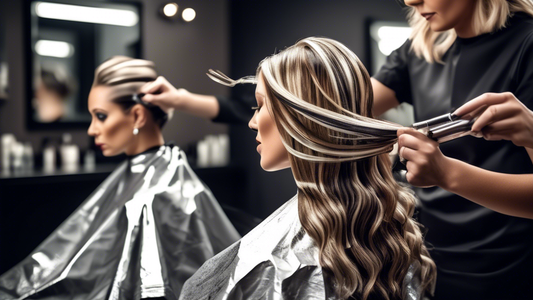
[27, 0, 142, 129]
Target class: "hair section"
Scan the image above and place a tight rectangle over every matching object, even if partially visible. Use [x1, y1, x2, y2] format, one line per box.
[93, 56, 168, 128]
[258, 37, 436, 299]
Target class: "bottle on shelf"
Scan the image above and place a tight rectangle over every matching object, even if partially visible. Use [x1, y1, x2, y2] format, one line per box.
[60, 133, 79, 172]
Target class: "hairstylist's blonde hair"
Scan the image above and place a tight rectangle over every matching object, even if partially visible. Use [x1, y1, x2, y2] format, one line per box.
[258, 37, 436, 300]
[408, 0, 533, 63]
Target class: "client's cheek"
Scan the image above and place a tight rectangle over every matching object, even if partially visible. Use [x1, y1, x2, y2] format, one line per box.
[259, 116, 275, 141]
[104, 120, 132, 151]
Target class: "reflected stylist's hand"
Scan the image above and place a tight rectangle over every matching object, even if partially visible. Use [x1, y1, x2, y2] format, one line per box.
[139, 76, 189, 113]
[454, 92, 533, 148]
[397, 127, 452, 188]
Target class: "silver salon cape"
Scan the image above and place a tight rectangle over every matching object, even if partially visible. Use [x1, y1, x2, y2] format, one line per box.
[179, 195, 422, 300]
[0, 145, 241, 300]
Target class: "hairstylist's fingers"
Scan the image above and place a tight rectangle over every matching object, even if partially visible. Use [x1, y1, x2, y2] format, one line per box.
[404, 161, 422, 185]
[481, 119, 518, 134]
[139, 93, 162, 106]
[453, 92, 510, 118]
[481, 131, 512, 142]
[481, 120, 523, 142]
[399, 146, 406, 160]
[139, 93, 173, 113]
[471, 102, 517, 132]
[405, 167, 415, 184]
[139, 81, 153, 93]
[399, 146, 418, 163]
[398, 134, 420, 151]
[141, 76, 170, 94]
[398, 127, 427, 138]
[397, 127, 425, 145]
[397, 127, 412, 136]
[139, 80, 159, 94]
[140, 93, 156, 103]
[398, 128, 431, 149]
[141, 93, 168, 105]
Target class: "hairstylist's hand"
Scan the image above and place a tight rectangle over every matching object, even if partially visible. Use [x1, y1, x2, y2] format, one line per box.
[139, 76, 189, 113]
[397, 128, 452, 188]
[454, 92, 533, 148]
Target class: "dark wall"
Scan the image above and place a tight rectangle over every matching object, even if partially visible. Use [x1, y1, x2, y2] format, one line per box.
[228, 0, 407, 218]
[0, 0, 230, 154]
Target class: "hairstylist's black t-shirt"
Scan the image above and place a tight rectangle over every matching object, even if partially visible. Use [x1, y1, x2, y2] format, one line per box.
[374, 13, 533, 300]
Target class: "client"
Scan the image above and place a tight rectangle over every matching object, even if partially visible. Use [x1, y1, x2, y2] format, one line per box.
[0, 56, 240, 300]
[180, 37, 437, 300]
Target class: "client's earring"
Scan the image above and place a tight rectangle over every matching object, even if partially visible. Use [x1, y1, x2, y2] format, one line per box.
[133, 128, 139, 135]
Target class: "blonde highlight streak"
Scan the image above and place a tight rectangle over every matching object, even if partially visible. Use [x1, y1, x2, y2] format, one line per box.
[280, 124, 395, 161]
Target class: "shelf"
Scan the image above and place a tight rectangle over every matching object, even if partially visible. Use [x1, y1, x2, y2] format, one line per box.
[0, 164, 118, 184]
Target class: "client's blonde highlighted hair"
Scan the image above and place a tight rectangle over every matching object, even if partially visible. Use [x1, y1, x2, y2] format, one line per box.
[258, 37, 436, 299]
[407, 0, 533, 63]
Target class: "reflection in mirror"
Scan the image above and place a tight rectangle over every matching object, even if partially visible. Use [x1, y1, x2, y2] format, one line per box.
[28, 0, 141, 128]
[0, 10, 7, 100]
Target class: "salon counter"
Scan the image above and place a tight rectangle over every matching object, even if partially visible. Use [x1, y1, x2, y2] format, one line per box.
[0, 164, 252, 275]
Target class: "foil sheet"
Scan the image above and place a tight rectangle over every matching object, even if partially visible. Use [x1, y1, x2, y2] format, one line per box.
[0, 145, 241, 300]
[179, 196, 422, 300]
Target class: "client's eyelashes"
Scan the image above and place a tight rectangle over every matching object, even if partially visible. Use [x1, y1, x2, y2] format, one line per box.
[95, 113, 107, 121]
[251, 106, 261, 112]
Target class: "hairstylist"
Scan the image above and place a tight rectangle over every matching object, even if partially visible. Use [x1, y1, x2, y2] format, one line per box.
[373, 0, 533, 299]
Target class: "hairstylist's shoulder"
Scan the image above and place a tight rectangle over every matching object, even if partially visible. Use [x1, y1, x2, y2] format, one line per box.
[374, 38, 413, 80]
[381, 39, 412, 69]
[373, 39, 414, 107]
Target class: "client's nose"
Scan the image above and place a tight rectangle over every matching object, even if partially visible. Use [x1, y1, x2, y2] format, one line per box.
[248, 114, 258, 132]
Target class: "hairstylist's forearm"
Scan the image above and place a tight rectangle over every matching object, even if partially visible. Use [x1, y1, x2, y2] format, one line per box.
[177, 89, 220, 119]
[371, 78, 400, 117]
[139, 76, 220, 120]
[442, 158, 533, 219]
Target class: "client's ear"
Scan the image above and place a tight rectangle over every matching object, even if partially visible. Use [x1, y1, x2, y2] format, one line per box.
[131, 104, 148, 130]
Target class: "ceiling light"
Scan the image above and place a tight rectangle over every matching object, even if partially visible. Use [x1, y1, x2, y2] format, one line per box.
[162, 3, 179, 18]
[35, 40, 74, 58]
[35, 2, 138, 27]
[182, 8, 196, 22]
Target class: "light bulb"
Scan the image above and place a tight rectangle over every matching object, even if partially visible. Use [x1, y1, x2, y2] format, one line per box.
[163, 3, 178, 18]
[182, 8, 196, 22]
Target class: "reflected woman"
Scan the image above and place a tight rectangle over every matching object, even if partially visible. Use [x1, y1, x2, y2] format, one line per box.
[0, 56, 240, 300]
[34, 67, 75, 123]
[180, 37, 436, 300]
